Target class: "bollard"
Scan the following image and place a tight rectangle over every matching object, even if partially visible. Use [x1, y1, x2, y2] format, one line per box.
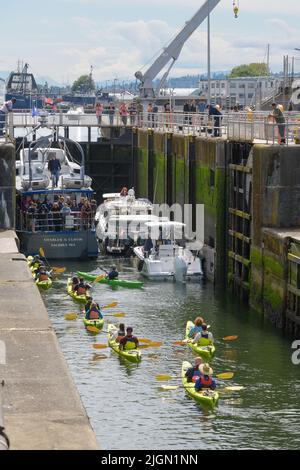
[0, 380, 9, 450]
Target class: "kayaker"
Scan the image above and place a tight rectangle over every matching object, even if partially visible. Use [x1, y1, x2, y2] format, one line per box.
[75, 277, 91, 295]
[35, 267, 50, 282]
[29, 255, 43, 269]
[195, 363, 217, 392]
[188, 316, 204, 339]
[185, 357, 203, 383]
[84, 298, 103, 320]
[119, 327, 139, 351]
[192, 324, 214, 344]
[110, 323, 126, 342]
[107, 266, 119, 281]
[71, 276, 79, 291]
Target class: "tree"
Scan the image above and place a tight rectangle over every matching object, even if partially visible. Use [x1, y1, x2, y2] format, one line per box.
[71, 75, 95, 93]
[229, 63, 269, 78]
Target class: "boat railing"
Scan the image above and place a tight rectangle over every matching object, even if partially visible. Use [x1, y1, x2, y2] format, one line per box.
[17, 210, 95, 233]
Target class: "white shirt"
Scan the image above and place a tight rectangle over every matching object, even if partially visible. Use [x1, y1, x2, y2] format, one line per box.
[0, 101, 13, 113]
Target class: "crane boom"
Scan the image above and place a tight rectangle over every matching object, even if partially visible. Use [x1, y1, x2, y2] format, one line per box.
[135, 0, 221, 99]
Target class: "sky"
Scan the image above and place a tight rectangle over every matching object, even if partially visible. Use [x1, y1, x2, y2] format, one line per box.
[1, 0, 300, 85]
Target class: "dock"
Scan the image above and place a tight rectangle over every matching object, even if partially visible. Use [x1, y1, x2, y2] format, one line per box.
[0, 230, 98, 449]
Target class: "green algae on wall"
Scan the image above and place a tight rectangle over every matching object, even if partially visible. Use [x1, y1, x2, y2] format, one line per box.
[137, 148, 148, 198]
[152, 152, 166, 204]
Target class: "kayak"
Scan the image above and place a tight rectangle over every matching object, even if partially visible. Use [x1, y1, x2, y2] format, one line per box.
[181, 361, 219, 409]
[107, 324, 142, 363]
[83, 315, 104, 331]
[28, 256, 52, 290]
[185, 321, 216, 361]
[67, 278, 90, 304]
[36, 278, 53, 290]
[77, 271, 144, 289]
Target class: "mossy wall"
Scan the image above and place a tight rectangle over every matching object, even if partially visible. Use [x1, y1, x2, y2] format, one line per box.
[171, 135, 188, 207]
[136, 130, 149, 198]
[152, 133, 166, 204]
[250, 230, 287, 328]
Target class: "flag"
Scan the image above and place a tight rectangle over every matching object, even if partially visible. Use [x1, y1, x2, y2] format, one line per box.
[32, 106, 38, 117]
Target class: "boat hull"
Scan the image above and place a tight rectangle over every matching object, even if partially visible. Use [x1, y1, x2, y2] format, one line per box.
[77, 271, 144, 289]
[18, 230, 99, 259]
[185, 321, 216, 361]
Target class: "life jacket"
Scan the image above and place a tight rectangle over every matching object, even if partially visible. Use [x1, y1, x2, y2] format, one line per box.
[39, 273, 49, 281]
[124, 337, 137, 350]
[200, 375, 213, 388]
[89, 309, 100, 320]
[71, 283, 78, 291]
[192, 371, 201, 383]
[201, 332, 209, 339]
[77, 285, 86, 295]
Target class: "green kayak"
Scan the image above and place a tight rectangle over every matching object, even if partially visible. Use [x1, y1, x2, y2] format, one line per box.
[77, 271, 144, 289]
[36, 278, 52, 290]
[181, 361, 219, 409]
[83, 315, 104, 331]
[67, 278, 90, 304]
[185, 321, 216, 361]
[107, 324, 141, 363]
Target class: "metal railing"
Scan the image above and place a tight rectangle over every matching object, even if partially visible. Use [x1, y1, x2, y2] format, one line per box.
[17, 211, 96, 232]
[6, 110, 300, 146]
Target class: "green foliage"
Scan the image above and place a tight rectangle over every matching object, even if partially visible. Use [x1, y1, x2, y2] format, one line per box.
[71, 75, 95, 93]
[229, 63, 269, 78]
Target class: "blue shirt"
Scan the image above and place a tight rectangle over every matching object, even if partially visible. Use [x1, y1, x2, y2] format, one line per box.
[188, 325, 202, 338]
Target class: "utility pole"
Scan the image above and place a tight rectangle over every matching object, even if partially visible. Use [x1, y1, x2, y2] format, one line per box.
[207, 0, 211, 105]
[267, 43, 270, 75]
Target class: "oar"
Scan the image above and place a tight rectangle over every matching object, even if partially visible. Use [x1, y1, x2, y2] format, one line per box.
[155, 372, 234, 381]
[102, 301, 118, 309]
[223, 335, 238, 341]
[159, 384, 243, 392]
[92, 343, 107, 349]
[64, 313, 78, 320]
[92, 274, 106, 283]
[86, 325, 102, 334]
[39, 247, 66, 274]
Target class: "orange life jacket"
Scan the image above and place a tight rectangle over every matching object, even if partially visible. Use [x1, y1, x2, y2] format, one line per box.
[39, 273, 49, 281]
[89, 310, 100, 320]
[200, 375, 213, 387]
[77, 286, 86, 295]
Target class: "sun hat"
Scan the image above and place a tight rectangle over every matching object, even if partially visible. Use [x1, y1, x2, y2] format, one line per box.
[199, 363, 213, 376]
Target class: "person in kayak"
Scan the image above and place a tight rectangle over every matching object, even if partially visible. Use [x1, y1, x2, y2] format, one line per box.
[84, 298, 103, 320]
[29, 255, 43, 269]
[195, 363, 216, 392]
[35, 266, 51, 282]
[71, 276, 79, 291]
[107, 266, 119, 281]
[110, 323, 126, 342]
[188, 316, 204, 339]
[119, 327, 139, 350]
[185, 357, 203, 383]
[192, 323, 214, 344]
[75, 277, 91, 295]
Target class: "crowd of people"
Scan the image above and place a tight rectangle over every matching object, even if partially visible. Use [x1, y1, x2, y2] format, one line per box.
[18, 194, 97, 232]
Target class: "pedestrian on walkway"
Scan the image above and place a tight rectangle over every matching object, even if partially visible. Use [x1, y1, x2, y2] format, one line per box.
[0, 98, 16, 135]
[270, 102, 286, 144]
[48, 154, 61, 188]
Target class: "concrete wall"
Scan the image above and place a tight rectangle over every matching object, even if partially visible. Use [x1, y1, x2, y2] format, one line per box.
[0, 144, 15, 229]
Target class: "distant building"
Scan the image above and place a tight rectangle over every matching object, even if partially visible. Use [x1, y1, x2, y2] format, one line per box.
[198, 76, 283, 109]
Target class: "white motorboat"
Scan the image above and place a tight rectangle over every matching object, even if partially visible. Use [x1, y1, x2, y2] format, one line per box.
[133, 221, 203, 282]
[95, 188, 154, 255]
[16, 144, 92, 191]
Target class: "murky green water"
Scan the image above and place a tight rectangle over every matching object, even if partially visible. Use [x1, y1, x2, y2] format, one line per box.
[42, 257, 300, 450]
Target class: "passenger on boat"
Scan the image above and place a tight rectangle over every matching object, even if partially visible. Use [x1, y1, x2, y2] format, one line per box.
[120, 187, 128, 196]
[107, 266, 119, 280]
[143, 236, 153, 257]
[84, 298, 103, 320]
[71, 277, 79, 291]
[110, 323, 126, 342]
[185, 357, 203, 383]
[74, 278, 91, 295]
[192, 323, 214, 344]
[188, 317, 204, 339]
[119, 327, 139, 351]
[195, 363, 216, 392]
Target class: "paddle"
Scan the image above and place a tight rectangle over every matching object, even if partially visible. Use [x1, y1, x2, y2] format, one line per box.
[159, 385, 243, 392]
[155, 372, 234, 381]
[64, 313, 78, 320]
[39, 247, 66, 274]
[223, 336, 238, 341]
[86, 325, 102, 334]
